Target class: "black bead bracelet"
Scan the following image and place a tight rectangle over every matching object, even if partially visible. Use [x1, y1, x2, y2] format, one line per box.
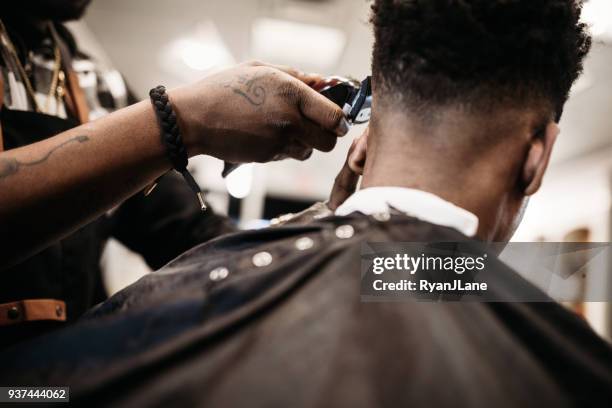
[149, 85, 206, 211]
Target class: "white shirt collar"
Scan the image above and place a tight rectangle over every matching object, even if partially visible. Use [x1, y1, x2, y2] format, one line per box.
[335, 187, 479, 237]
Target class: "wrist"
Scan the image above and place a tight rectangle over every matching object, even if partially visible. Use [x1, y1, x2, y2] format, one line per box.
[149, 85, 207, 210]
[167, 85, 210, 157]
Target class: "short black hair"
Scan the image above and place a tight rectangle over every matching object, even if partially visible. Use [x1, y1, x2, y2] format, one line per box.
[371, 0, 592, 121]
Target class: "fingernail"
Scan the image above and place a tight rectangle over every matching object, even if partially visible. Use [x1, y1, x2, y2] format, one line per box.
[337, 118, 350, 136]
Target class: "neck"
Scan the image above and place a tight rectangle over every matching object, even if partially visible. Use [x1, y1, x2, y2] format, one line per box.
[360, 112, 518, 240]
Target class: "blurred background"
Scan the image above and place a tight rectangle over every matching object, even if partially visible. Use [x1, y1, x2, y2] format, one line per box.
[69, 0, 612, 337]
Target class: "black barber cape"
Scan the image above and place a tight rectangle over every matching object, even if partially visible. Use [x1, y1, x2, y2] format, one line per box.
[0, 108, 236, 347]
[1, 214, 611, 407]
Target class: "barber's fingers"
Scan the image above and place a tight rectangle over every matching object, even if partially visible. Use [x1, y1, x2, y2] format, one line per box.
[328, 167, 359, 211]
[295, 81, 350, 137]
[246, 61, 349, 136]
[348, 127, 368, 174]
[274, 121, 336, 162]
[245, 61, 322, 86]
[270, 65, 322, 87]
[296, 119, 338, 153]
[283, 139, 314, 162]
[328, 139, 361, 211]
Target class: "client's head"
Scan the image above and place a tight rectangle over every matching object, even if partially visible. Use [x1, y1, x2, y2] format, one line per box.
[357, 0, 591, 241]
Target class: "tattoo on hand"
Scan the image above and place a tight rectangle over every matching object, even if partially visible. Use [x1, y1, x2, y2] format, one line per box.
[225, 74, 267, 106]
[0, 135, 90, 180]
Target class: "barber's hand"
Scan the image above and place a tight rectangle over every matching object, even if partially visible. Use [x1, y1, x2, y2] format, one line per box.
[171, 61, 349, 163]
[328, 127, 368, 211]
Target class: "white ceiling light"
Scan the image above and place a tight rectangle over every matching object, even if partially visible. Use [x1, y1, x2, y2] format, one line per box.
[225, 164, 254, 199]
[179, 38, 231, 71]
[251, 18, 347, 71]
[161, 21, 234, 81]
[582, 0, 612, 39]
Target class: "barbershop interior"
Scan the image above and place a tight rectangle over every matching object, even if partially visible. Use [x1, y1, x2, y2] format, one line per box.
[2, 0, 612, 404]
[70, 0, 612, 339]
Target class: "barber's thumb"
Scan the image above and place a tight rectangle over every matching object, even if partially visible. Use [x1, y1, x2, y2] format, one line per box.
[298, 83, 350, 137]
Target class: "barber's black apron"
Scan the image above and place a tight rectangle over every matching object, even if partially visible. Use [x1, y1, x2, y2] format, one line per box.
[0, 108, 107, 347]
[0, 22, 237, 349]
[0, 106, 238, 348]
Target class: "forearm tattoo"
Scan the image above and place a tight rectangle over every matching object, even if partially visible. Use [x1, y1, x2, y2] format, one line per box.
[225, 73, 267, 106]
[0, 135, 90, 180]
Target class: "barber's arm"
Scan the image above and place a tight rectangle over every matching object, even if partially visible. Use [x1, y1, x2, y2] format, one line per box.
[0, 62, 349, 268]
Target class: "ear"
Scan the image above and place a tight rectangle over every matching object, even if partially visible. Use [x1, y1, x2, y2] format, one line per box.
[522, 122, 560, 196]
[348, 127, 368, 175]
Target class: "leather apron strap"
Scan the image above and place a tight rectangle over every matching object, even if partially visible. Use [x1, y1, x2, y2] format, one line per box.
[0, 299, 66, 326]
[0, 72, 4, 152]
[50, 23, 90, 125]
[65, 68, 90, 124]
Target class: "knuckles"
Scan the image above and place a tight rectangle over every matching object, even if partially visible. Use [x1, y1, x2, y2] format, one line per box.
[242, 60, 264, 67]
[275, 80, 302, 105]
[327, 107, 345, 131]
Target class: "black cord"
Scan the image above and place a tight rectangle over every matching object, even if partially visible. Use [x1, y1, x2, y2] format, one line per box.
[149, 85, 206, 211]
